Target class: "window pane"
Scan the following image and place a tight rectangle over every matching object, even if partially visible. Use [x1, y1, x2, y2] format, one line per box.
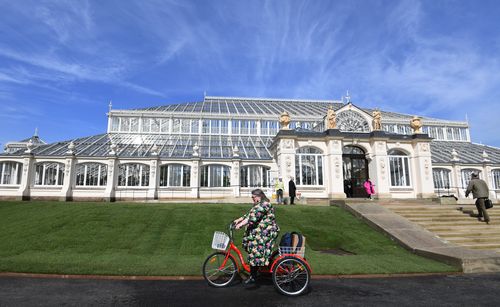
[191, 119, 199, 134]
[120, 117, 130, 132]
[182, 166, 190, 187]
[130, 118, 139, 132]
[169, 164, 182, 186]
[461, 169, 481, 189]
[172, 119, 181, 133]
[433, 168, 450, 189]
[76, 164, 85, 186]
[493, 170, 500, 189]
[111, 117, 120, 132]
[0, 162, 22, 185]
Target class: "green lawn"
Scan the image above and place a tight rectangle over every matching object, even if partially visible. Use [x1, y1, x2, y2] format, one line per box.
[0, 201, 458, 275]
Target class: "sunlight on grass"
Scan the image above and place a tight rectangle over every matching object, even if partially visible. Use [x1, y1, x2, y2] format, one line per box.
[0, 201, 457, 275]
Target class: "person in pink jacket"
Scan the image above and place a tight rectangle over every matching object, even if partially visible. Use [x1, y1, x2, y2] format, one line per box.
[363, 178, 375, 200]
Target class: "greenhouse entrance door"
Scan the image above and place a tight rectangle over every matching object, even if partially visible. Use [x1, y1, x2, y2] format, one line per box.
[342, 146, 369, 198]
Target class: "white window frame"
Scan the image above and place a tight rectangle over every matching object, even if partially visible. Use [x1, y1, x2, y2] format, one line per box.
[200, 165, 230, 187]
[118, 163, 150, 187]
[75, 163, 107, 186]
[34, 162, 65, 186]
[432, 168, 451, 189]
[461, 169, 481, 189]
[0, 161, 22, 185]
[492, 169, 500, 190]
[388, 150, 411, 187]
[295, 147, 324, 186]
[240, 165, 270, 187]
[159, 164, 191, 187]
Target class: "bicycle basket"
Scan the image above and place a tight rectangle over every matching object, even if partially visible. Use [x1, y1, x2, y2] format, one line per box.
[211, 231, 230, 251]
[279, 246, 305, 258]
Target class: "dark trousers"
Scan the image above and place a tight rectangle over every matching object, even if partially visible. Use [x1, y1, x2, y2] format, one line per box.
[276, 189, 283, 204]
[476, 198, 490, 222]
[290, 196, 295, 204]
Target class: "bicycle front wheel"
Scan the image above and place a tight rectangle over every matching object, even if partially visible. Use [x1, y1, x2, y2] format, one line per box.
[202, 251, 238, 287]
[272, 257, 310, 296]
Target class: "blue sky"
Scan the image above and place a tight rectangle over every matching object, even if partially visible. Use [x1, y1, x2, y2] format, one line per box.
[1, 0, 500, 149]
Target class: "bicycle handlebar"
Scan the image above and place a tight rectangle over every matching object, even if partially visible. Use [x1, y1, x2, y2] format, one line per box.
[228, 222, 235, 241]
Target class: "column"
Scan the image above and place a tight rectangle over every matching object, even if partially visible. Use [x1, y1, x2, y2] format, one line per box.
[231, 158, 241, 197]
[276, 138, 296, 182]
[325, 137, 345, 199]
[60, 155, 76, 201]
[412, 139, 435, 198]
[18, 155, 35, 201]
[104, 157, 118, 202]
[190, 158, 201, 198]
[147, 158, 159, 200]
[483, 163, 494, 199]
[369, 138, 391, 199]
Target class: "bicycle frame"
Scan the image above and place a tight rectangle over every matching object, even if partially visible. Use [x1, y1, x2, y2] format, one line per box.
[217, 223, 312, 275]
[221, 241, 251, 273]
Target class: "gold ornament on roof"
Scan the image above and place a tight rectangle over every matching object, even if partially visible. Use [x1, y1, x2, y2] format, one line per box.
[372, 109, 382, 130]
[326, 106, 337, 129]
[279, 111, 291, 130]
[410, 116, 423, 133]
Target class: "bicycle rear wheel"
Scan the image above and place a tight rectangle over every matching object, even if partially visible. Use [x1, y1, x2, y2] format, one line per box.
[202, 251, 238, 287]
[272, 257, 310, 296]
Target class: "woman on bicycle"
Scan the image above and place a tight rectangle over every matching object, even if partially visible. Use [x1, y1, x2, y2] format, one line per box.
[233, 188, 280, 287]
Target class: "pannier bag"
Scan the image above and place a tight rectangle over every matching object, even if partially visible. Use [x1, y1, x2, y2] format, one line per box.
[279, 232, 306, 254]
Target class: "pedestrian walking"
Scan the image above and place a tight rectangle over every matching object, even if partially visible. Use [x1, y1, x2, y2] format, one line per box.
[465, 173, 490, 224]
[288, 177, 296, 205]
[274, 177, 284, 205]
[363, 178, 375, 200]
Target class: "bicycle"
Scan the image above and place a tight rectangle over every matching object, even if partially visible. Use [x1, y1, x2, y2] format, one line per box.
[202, 223, 312, 296]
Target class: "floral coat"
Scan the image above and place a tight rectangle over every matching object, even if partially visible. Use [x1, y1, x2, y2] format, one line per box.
[241, 200, 280, 266]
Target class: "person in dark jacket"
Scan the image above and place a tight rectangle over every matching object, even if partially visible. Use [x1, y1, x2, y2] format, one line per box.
[288, 177, 296, 205]
[465, 173, 490, 224]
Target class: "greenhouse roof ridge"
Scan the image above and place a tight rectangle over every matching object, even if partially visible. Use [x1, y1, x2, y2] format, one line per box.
[203, 95, 341, 104]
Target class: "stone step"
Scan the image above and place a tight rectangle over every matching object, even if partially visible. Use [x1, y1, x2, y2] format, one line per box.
[443, 232, 500, 239]
[403, 214, 471, 219]
[459, 243, 500, 250]
[416, 220, 496, 226]
[424, 226, 500, 232]
[445, 237, 500, 244]
[375, 201, 500, 255]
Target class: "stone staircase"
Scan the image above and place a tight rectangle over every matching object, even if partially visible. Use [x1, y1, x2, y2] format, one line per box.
[380, 200, 500, 253]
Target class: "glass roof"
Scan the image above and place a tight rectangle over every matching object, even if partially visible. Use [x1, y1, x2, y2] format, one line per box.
[130, 96, 463, 123]
[1, 133, 274, 160]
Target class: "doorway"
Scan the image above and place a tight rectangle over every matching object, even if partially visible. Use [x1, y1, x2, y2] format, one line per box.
[342, 145, 369, 198]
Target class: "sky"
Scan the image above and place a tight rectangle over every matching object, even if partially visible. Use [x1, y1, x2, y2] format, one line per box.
[1, 0, 500, 150]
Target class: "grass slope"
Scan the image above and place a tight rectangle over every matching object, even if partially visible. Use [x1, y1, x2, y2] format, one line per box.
[0, 201, 457, 275]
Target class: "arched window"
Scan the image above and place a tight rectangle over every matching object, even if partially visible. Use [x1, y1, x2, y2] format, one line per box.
[75, 163, 107, 186]
[159, 164, 191, 187]
[336, 110, 370, 132]
[240, 165, 270, 187]
[342, 145, 365, 155]
[0, 161, 22, 185]
[295, 147, 323, 186]
[492, 169, 500, 189]
[388, 149, 410, 187]
[461, 169, 481, 189]
[34, 162, 65, 186]
[200, 165, 230, 187]
[118, 163, 150, 187]
[433, 168, 451, 189]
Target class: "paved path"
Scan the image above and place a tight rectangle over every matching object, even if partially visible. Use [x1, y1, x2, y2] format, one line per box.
[1, 274, 499, 306]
